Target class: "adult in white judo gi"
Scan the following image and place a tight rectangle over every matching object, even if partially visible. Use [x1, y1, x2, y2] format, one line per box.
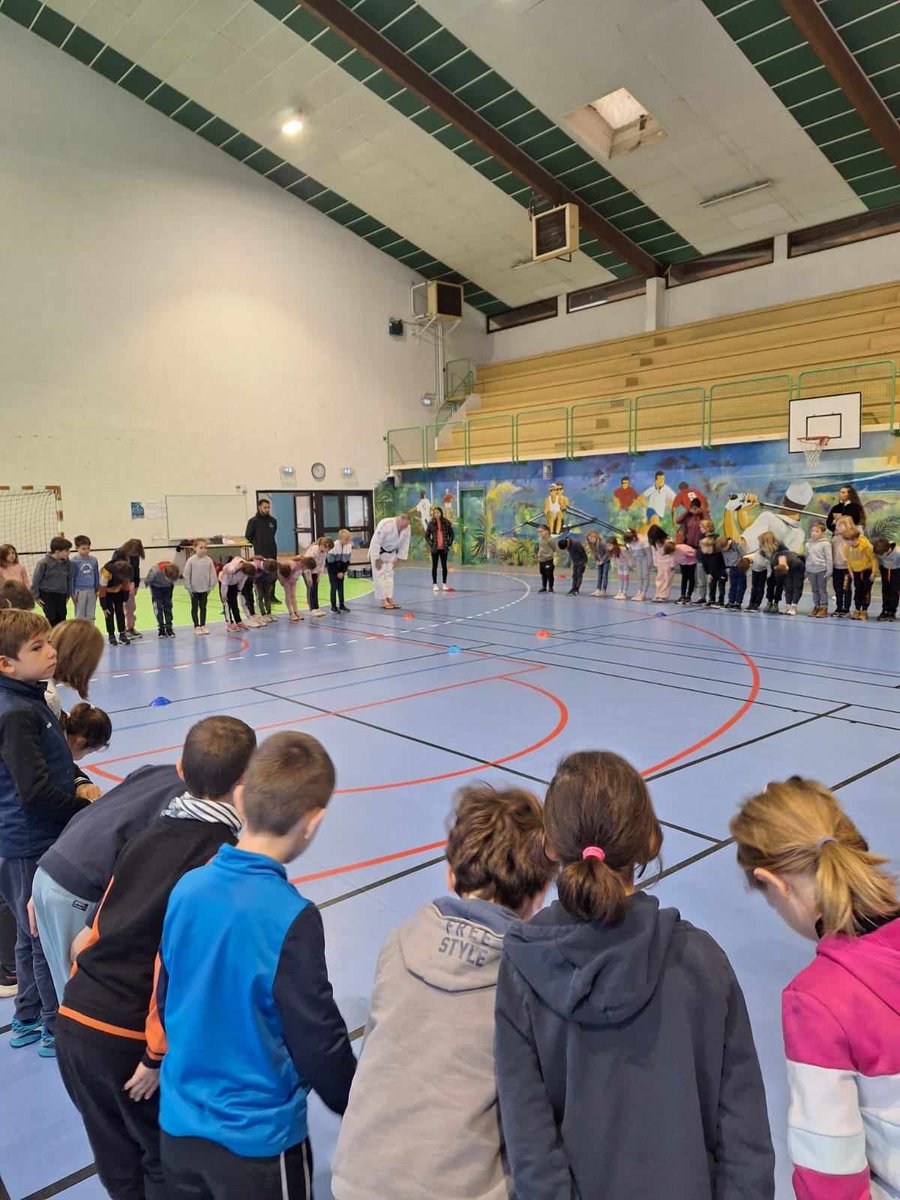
[369, 515, 411, 610]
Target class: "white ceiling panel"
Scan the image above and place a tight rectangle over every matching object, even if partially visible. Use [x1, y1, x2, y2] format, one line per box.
[421, 0, 865, 250]
[47, 0, 614, 306]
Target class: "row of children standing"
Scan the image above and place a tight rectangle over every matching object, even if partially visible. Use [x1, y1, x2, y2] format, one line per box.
[543, 483, 900, 619]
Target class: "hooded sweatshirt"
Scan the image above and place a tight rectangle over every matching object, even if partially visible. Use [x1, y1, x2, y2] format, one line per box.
[783, 916, 900, 1199]
[495, 892, 774, 1200]
[332, 895, 518, 1200]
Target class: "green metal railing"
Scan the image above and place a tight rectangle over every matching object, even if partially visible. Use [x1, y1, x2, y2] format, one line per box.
[387, 357, 898, 470]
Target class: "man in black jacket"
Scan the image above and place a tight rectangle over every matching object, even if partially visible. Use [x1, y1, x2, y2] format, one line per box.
[245, 498, 278, 559]
[245, 499, 279, 603]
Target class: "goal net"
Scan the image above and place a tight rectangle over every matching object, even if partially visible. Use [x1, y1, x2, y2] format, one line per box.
[0, 490, 62, 580]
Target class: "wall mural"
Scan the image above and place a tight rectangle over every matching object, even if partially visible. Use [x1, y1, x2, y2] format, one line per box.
[374, 432, 900, 565]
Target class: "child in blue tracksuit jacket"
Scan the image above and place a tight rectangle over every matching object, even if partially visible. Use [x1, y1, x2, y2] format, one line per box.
[154, 732, 355, 1200]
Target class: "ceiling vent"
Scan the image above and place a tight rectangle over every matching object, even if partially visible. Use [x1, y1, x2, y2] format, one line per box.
[563, 87, 666, 161]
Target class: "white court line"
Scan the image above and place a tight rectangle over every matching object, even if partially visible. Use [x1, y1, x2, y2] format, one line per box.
[325, 643, 337, 647]
[254, 653, 268, 657]
[347, 639, 357, 643]
[174, 665, 189, 670]
[146, 669, 160, 674]
[201, 660, 215, 665]
[229, 656, 242, 661]
[279, 649, 293, 654]
[113, 673, 129, 679]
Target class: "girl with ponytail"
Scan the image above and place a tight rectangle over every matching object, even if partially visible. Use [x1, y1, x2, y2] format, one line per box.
[731, 778, 900, 1199]
[495, 750, 774, 1200]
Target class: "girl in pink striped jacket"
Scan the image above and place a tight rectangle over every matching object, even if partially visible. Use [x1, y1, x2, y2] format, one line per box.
[731, 778, 900, 1200]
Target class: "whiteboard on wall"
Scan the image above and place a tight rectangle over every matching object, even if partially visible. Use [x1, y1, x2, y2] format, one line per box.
[166, 495, 248, 541]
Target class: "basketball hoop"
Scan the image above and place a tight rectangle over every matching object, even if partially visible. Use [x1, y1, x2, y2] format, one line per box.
[798, 435, 831, 470]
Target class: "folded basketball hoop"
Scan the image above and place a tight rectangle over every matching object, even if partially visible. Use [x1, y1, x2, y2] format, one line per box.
[798, 435, 831, 469]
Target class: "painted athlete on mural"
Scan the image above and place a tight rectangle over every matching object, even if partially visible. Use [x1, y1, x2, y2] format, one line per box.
[375, 432, 900, 565]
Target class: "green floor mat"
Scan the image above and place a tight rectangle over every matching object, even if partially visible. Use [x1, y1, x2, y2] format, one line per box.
[92, 578, 374, 633]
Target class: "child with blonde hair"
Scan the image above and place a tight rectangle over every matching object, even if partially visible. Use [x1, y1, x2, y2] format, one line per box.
[844, 522, 876, 620]
[731, 778, 900, 1199]
[300, 538, 332, 617]
[805, 522, 832, 617]
[586, 531, 609, 597]
[182, 539, 217, 635]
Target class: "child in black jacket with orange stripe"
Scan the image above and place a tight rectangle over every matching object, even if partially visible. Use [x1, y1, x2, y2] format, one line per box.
[55, 716, 257, 1200]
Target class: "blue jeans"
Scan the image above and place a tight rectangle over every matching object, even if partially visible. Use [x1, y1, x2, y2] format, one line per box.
[0, 856, 58, 1030]
[595, 561, 610, 591]
[728, 566, 747, 606]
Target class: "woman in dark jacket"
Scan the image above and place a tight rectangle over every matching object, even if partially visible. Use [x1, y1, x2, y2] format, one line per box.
[826, 484, 865, 531]
[425, 507, 454, 592]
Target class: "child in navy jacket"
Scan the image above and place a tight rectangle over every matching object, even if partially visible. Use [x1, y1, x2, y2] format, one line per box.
[495, 750, 774, 1200]
[156, 732, 355, 1200]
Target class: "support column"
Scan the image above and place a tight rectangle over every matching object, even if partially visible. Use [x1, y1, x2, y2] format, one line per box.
[645, 276, 666, 332]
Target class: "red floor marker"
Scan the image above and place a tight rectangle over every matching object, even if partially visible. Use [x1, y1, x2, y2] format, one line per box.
[536, 629, 551, 639]
[403, 612, 415, 619]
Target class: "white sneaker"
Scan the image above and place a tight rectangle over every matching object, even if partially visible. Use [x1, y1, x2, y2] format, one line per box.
[631, 593, 645, 602]
[433, 584, 439, 592]
[312, 609, 327, 617]
[194, 627, 202, 635]
[787, 605, 797, 616]
[591, 589, 603, 597]
[615, 592, 626, 600]
[200, 626, 209, 635]
[442, 584, 449, 591]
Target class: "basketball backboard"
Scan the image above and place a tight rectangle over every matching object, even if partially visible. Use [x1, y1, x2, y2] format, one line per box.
[788, 391, 861, 453]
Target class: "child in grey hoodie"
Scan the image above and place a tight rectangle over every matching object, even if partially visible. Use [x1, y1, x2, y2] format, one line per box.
[331, 785, 556, 1200]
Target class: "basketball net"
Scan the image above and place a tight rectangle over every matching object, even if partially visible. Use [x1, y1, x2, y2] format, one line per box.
[799, 436, 831, 470]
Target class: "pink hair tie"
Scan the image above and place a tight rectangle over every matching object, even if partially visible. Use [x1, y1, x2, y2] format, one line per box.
[582, 846, 606, 862]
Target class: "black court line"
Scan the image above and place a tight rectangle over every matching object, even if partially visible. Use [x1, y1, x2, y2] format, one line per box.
[8, 745, 900, 1200]
[257, 688, 723, 847]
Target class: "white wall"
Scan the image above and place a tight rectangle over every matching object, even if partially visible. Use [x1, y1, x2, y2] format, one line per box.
[488, 231, 900, 362]
[0, 18, 488, 551]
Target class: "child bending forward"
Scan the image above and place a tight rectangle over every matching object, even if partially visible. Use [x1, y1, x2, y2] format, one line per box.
[332, 784, 555, 1200]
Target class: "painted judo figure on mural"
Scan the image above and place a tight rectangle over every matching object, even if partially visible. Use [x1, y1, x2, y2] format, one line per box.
[544, 483, 570, 535]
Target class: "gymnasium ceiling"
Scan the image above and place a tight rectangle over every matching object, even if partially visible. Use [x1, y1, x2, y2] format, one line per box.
[3, 0, 898, 316]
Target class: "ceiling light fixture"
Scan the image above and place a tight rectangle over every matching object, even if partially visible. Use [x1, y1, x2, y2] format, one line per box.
[281, 111, 304, 136]
[700, 180, 772, 208]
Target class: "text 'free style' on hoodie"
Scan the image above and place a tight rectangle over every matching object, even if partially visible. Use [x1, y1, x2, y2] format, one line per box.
[495, 891, 775, 1200]
[332, 896, 518, 1200]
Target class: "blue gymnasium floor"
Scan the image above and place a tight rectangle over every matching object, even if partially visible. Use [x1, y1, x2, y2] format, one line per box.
[2, 565, 899, 1200]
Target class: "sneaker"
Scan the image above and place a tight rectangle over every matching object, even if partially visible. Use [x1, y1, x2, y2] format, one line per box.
[194, 627, 203, 636]
[692, 597, 706, 605]
[340, 605, 351, 613]
[747, 604, 760, 612]
[442, 584, 449, 591]
[433, 584, 439, 592]
[0, 968, 16, 999]
[786, 605, 797, 616]
[877, 612, 889, 622]
[38, 1031, 56, 1059]
[312, 609, 327, 617]
[9, 1017, 42, 1048]
[118, 634, 131, 646]
[614, 592, 626, 600]
[591, 589, 603, 597]
[128, 629, 143, 639]
[166, 629, 175, 638]
[631, 593, 645, 602]
[158, 630, 166, 639]
[108, 634, 118, 647]
[331, 606, 340, 613]
[200, 627, 210, 635]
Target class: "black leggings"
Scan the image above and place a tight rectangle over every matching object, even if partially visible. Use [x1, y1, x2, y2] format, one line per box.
[431, 549, 448, 584]
[853, 569, 872, 611]
[306, 575, 320, 612]
[190, 591, 209, 627]
[833, 567, 852, 613]
[680, 564, 696, 600]
[40, 592, 68, 626]
[224, 585, 242, 625]
[327, 562, 346, 609]
[100, 592, 126, 636]
[255, 577, 274, 616]
[242, 579, 255, 616]
[539, 561, 554, 591]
